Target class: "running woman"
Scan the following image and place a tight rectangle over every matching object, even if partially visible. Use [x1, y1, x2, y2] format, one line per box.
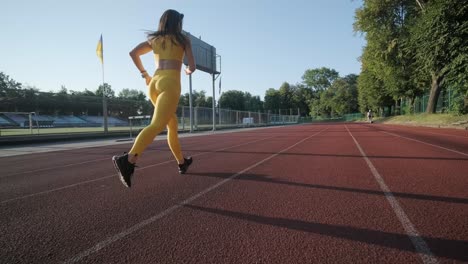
[112, 9, 196, 188]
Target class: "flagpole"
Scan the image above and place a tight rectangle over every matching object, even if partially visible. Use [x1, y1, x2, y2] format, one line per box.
[100, 34, 108, 133]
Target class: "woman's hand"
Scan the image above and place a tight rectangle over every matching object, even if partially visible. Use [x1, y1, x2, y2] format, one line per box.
[185, 67, 193, 75]
[145, 75, 152, 85]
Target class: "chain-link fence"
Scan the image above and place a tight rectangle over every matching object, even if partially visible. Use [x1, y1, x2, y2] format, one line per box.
[401, 87, 466, 114]
[0, 106, 300, 137]
[129, 106, 300, 136]
[299, 112, 364, 123]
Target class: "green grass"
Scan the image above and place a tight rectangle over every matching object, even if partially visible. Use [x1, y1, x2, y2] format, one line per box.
[0, 126, 133, 136]
[0, 123, 271, 137]
[377, 113, 468, 128]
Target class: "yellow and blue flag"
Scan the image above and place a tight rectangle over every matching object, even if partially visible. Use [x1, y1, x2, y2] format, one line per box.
[96, 34, 103, 64]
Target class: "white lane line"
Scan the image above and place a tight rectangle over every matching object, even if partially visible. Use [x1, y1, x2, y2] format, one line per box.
[2, 157, 112, 178]
[345, 125, 438, 264]
[414, 130, 468, 139]
[1, 140, 227, 178]
[381, 131, 468, 157]
[382, 125, 468, 139]
[0, 136, 277, 204]
[0, 125, 277, 158]
[1, 126, 283, 177]
[62, 128, 328, 264]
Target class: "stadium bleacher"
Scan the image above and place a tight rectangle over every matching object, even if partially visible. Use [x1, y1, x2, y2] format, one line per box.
[0, 113, 128, 128]
[79, 116, 127, 126]
[0, 116, 14, 127]
[53, 116, 90, 127]
[3, 113, 29, 127]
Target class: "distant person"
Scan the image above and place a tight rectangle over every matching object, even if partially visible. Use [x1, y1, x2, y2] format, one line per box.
[112, 9, 196, 188]
[367, 110, 373, 123]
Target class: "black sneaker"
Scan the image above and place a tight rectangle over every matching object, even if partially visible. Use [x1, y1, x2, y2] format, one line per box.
[178, 157, 193, 174]
[112, 153, 136, 188]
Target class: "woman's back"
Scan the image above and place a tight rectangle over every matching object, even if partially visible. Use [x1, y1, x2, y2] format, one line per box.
[149, 36, 185, 62]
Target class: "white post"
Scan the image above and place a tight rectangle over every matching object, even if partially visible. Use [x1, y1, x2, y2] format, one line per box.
[194, 107, 198, 130]
[189, 74, 193, 133]
[29, 112, 33, 134]
[219, 100, 222, 126]
[182, 105, 185, 131]
[129, 117, 133, 138]
[212, 73, 216, 131]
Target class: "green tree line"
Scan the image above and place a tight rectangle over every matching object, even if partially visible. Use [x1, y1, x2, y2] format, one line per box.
[0, 72, 152, 117]
[183, 67, 359, 118]
[3, 0, 465, 118]
[354, 0, 467, 114]
[1, 67, 359, 119]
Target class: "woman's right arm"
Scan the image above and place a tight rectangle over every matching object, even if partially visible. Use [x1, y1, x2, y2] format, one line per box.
[129, 41, 153, 84]
[184, 37, 196, 75]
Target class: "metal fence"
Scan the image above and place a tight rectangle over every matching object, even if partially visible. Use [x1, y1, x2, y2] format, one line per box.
[0, 106, 300, 137]
[299, 112, 364, 123]
[130, 106, 300, 136]
[401, 87, 466, 114]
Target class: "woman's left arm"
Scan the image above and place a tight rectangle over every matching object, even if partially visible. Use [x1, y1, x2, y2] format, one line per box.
[184, 37, 196, 75]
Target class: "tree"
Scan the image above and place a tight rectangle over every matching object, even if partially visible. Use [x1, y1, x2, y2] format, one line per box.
[219, 90, 245, 111]
[355, 0, 467, 114]
[410, 0, 468, 113]
[0, 72, 23, 111]
[58, 85, 68, 94]
[194, 90, 210, 107]
[0, 72, 22, 91]
[354, 0, 421, 114]
[205, 96, 213, 108]
[217, 90, 263, 112]
[178, 90, 211, 107]
[292, 84, 313, 116]
[110, 88, 151, 117]
[359, 69, 396, 116]
[342, 74, 360, 114]
[302, 67, 339, 92]
[301, 67, 340, 117]
[278, 82, 294, 110]
[118, 88, 146, 101]
[95, 83, 115, 98]
[323, 75, 359, 116]
[264, 88, 281, 113]
[245, 94, 263, 112]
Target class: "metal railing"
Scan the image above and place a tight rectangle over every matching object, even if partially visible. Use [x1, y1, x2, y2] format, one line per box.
[0, 107, 300, 137]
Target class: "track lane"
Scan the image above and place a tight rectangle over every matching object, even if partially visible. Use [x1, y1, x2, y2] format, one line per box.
[0, 131, 271, 178]
[82, 124, 421, 264]
[0, 126, 324, 263]
[366, 124, 468, 155]
[350, 123, 468, 263]
[2, 124, 466, 263]
[0, 132, 282, 202]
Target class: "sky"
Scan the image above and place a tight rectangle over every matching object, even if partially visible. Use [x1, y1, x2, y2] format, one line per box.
[1, 0, 365, 100]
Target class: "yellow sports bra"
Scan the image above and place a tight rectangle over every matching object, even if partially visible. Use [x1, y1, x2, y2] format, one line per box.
[149, 36, 185, 62]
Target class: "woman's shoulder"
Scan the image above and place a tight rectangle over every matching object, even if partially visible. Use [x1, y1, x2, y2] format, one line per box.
[182, 34, 191, 43]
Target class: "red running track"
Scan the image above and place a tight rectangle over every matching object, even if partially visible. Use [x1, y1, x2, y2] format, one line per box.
[0, 123, 467, 263]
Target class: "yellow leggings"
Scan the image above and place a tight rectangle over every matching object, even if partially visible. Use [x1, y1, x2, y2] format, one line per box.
[129, 70, 183, 163]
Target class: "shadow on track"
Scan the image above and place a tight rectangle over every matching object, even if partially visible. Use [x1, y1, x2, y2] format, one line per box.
[189, 172, 468, 205]
[184, 204, 468, 262]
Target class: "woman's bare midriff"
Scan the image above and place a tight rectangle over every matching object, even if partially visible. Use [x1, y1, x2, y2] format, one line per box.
[157, 59, 182, 70]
